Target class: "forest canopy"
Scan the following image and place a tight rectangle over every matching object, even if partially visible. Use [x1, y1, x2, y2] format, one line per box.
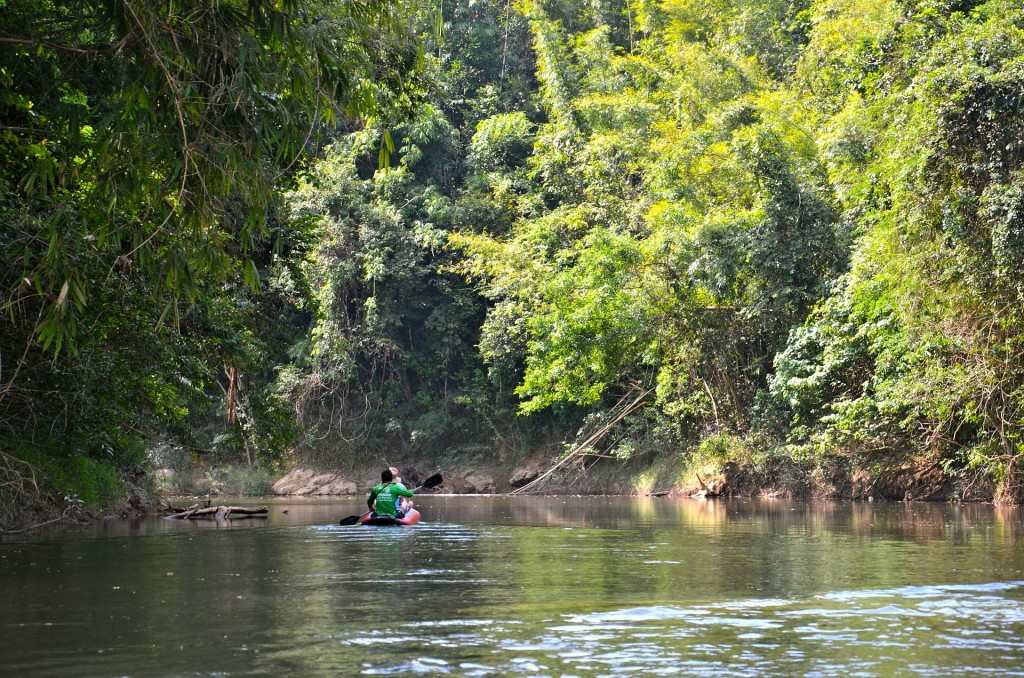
[3, 0, 1024, 518]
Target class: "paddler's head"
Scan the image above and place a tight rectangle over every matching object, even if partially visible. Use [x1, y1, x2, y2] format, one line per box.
[381, 468, 393, 483]
[389, 466, 401, 483]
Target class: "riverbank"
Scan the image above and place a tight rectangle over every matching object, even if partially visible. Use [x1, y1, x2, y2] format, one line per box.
[259, 443, 998, 504]
[0, 440, 1006, 536]
[0, 449, 151, 534]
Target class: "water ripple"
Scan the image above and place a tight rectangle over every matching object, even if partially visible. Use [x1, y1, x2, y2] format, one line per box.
[352, 581, 1024, 676]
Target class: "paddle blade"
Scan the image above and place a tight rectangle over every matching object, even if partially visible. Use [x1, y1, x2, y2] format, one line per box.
[420, 473, 443, 490]
[339, 514, 361, 526]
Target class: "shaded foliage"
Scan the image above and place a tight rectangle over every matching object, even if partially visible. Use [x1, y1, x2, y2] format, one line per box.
[0, 0, 419, 508]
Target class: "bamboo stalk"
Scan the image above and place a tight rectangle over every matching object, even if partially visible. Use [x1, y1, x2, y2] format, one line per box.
[511, 388, 651, 495]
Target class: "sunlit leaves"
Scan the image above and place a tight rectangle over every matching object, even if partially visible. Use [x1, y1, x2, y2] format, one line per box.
[458, 0, 847, 432]
[469, 112, 536, 173]
[765, 0, 1024, 498]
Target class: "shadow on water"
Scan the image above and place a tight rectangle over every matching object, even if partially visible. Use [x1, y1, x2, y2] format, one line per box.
[1, 497, 1022, 676]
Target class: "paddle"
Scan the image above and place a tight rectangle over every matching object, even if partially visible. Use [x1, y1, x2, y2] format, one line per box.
[413, 473, 444, 492]
[339, 512, 368, 526]
[338, 473, 443, 525]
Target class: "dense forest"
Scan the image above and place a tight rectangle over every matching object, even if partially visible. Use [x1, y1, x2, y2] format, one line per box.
[3, 0, 1024, 525]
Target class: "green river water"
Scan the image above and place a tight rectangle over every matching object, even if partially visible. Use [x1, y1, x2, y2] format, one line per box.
[2, 496, 1023, 676]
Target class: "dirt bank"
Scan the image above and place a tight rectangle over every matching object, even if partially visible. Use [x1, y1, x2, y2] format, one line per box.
[266, 450, 1001, 503]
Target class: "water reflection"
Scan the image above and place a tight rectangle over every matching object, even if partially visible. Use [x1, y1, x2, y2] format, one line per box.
[346, 581, 1024, 676]
[7, 494, 1017, 544]
[1, 497, 1022, 676]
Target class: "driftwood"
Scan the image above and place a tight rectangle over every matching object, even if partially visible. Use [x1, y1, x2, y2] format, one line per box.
[159, 498, 212, 514]
[165, 505, 268, 520]
[693, 472, 721, 499]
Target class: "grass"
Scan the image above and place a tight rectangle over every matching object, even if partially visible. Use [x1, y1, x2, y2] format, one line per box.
[9, 445, 125, 508]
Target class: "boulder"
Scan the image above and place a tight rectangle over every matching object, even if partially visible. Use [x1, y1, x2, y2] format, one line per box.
[295, 474, 332, 495]
[273, 468, 359, 496]
[309, 473, 337, 488]
[278, 469, 343, 495]
[397, 466, 421, 487]
[509, 460, 546, 489]
[462, 471, 496, 494]
[272, 468, 317, 495]
[313, 475, 358, 496]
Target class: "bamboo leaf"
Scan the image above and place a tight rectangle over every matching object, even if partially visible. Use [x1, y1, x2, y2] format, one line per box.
[56, 280, 69, 307]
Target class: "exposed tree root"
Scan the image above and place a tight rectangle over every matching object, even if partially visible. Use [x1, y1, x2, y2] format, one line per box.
[0, 506, 75, 535]
[0, 451, 44, 531]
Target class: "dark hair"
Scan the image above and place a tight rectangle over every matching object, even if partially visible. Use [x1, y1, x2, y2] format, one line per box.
[381, 468, 393, 483]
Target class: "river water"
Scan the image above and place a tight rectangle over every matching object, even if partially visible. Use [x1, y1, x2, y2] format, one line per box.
[2, 496, 1023, 676]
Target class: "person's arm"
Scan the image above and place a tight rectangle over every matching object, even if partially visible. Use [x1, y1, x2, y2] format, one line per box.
[394, 484, 415, 498]
[366, 486, 380, 511]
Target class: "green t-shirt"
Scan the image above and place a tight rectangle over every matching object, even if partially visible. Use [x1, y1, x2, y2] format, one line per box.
[369, 481, 414, 517]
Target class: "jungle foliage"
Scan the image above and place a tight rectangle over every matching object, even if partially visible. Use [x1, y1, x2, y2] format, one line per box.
[285, 0, 1024, 502]
[3, 0, 1024, 515]
[0, 0, 419, 517]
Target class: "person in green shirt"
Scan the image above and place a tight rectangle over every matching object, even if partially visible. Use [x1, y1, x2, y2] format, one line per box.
[366, 468, 415, 518]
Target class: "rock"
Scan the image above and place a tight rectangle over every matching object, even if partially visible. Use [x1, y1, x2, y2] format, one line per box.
[272, 468, 358, 496]
[443, 475, 466, 493]
[397, 466, 421, 487]
[462, 471, 496, 494]
[509, 461, 546, 489]
[314, 476, 357, 496]
[309, 473, 337, 488]
[272, 469, 316, 495]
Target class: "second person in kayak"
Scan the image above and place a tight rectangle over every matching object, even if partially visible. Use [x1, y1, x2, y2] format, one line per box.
[367, 468, 415, 519]
[388, 466, 415, 516]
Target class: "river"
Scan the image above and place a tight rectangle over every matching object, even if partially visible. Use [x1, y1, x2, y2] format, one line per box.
[2, 496, 1023, 676]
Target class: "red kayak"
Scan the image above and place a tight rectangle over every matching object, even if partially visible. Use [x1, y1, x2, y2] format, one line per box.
[358, 508, 421, 526]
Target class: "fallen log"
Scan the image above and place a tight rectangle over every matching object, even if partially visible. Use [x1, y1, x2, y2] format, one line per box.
[165, 506, 268, 520]
[159, 497, 212, 513]
[160, 501, 197, 514]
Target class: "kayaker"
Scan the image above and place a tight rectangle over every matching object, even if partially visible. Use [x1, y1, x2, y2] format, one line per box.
[366, 468, 415, 519]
